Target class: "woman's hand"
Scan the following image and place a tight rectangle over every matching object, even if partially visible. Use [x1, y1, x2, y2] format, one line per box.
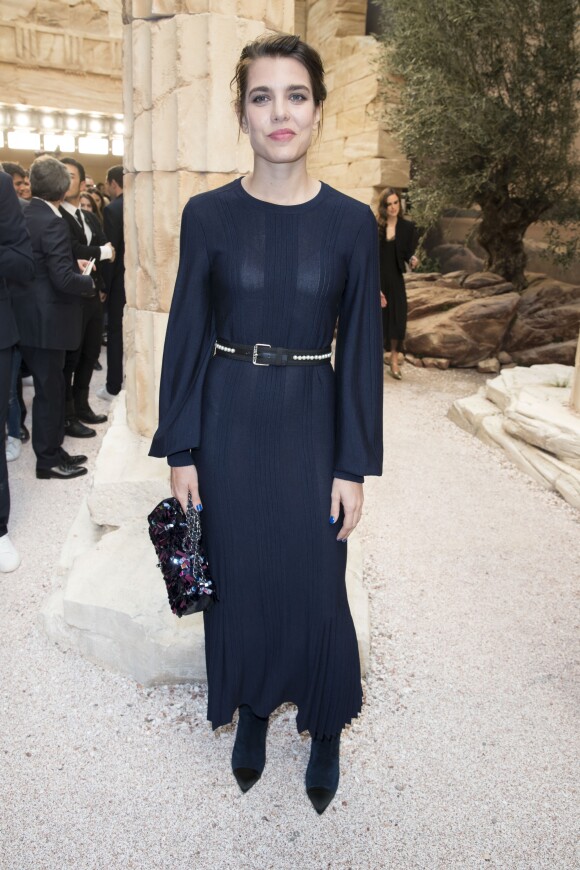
[329, 478, 364, 542]
[171, 464, 202, 514]
[380, 291, 387, 308]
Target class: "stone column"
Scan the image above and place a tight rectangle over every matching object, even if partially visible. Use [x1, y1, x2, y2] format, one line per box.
[42, 0, 371, 685]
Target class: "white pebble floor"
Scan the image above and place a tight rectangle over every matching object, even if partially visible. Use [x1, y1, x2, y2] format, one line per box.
[1, 357, 578, 870]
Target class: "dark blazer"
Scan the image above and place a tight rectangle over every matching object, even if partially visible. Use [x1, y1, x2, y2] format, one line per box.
[385, 217, 419, 274]
[0, 172, 34, 350]
[59, 205, 108, 294]
[11, 198, 94, 351]
[102, 194, 124, 294]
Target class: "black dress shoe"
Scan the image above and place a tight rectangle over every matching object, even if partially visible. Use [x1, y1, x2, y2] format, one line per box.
[60, 449, 88, 466]
[76, 407, 108, 425]
[93, 359, 103, 371]
[305, 734, 341, 815]
[232, 705, 269, 793]
[64, 417, 96, 438]
[36, 464, 88, 480]
[19, 424, 30, 443]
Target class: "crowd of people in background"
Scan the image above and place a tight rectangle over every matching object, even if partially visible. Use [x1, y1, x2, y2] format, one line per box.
[0, 154, 125, 573]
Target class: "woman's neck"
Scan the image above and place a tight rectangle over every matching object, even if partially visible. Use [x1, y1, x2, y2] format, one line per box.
[242, 158, 320, 205]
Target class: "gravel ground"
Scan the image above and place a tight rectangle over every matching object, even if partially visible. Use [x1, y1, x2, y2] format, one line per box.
[1, 358, 578, 870]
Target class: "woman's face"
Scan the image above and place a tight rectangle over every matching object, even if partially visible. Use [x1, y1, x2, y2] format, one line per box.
[385, 194, 400, 218]
[80, 196, 94, 212]
[241, 56, 320, 167]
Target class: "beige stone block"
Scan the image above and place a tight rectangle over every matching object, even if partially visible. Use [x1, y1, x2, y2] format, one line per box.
[210, 0, 235, 13]
[151, 90, 178, 170]
[342, 73, 378, 112]
[335, 105, 367, 136]
[176, 13, 210, 85]
[152, 172, 182, 310]
[125, 309, 170, 436]
[132, 109, 153, 172]
[236, 0, 267, 19]
[152, 0, 178, 13]
[333, 50, 375, 88]
[184, 0, 211, 10]
[309, 137, 346, 167]
[344, 129, 378, 160]
[134, 172, 155, 304]
[151, 16, 177, 104]
[123, 173, 139, 310]
[128, 1, 149, 17]
[265, 0, 294, 30]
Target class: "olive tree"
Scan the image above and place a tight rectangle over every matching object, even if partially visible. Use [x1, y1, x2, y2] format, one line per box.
[376, 0, 580, 290]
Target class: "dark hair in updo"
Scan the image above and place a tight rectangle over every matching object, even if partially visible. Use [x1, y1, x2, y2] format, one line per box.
[377, 188, 402, 235]
[232, 34, 327, 124]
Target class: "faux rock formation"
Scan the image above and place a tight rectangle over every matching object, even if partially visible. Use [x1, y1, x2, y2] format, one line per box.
[449, 365, 580, 509]
[404, 271, 580, 369]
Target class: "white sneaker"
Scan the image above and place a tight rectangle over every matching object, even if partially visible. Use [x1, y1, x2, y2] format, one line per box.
[96, 386, 117, 402]
[5, 436, 21, 462]
[0, 535, 21, 572]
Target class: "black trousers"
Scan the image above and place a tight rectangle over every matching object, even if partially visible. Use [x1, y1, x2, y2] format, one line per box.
[19, 345, 66, 470]
[63, 294, 104, 412]
[106, 282, 125, 395]
[0, 347, 12, 537]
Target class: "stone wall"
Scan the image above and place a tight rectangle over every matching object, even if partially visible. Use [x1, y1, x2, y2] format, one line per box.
[304, 0, 409, 206]
[0, 0, 123, 114]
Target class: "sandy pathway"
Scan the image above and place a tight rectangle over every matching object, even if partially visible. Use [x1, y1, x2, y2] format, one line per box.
[1, 361, 578, 870]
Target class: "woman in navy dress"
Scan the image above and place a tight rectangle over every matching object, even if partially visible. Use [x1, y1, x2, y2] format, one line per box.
[150, 34, 383, 814]
[378, 188, 418, 378]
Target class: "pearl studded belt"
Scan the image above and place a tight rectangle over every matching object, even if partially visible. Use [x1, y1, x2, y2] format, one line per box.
[214, 339, 332, 367]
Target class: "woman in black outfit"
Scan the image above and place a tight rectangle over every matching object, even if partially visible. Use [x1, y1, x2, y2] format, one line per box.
[150, 34, 383, 815]
[378, 188, 419, 379]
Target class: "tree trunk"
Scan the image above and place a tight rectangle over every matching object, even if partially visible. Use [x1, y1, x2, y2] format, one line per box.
[477, 201, 530, 291]
[571, 329, 580, 413]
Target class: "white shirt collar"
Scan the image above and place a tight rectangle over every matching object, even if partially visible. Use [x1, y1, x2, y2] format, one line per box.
[34, 197, 62, 217]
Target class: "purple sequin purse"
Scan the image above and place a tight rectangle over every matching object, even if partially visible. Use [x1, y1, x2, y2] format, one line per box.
[147, 495, 216, 617]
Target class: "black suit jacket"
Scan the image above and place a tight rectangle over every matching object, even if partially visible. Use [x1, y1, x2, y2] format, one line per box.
[11, 198, 94, 351]
[0, 172, 34, 350]
[60, 205, 108, 294]
[102, 194, 124, 295]
[380, 217, 419, 275]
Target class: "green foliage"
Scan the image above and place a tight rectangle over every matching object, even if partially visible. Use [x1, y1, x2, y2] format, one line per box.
[375, 0, 580, 281]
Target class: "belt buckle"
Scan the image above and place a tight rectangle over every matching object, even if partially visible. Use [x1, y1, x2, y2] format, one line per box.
[252, 343, 271, 366]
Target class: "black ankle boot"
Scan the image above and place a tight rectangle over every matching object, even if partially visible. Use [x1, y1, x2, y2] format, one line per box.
[231, 704, 269, 793]
[305, 733, 340, 815]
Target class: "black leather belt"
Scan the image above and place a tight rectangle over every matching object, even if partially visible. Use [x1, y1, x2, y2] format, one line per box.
[214, 340, 332, 367]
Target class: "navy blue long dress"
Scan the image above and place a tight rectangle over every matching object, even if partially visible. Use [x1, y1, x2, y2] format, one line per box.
[150, 178, 383, 739]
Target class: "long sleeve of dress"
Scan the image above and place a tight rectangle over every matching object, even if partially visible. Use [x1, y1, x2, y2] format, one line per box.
[333, 207, 383, 483]
[149, 203, 215, 465]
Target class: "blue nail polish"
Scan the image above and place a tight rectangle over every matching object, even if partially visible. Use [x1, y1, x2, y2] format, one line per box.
[340, 538, 348, 543]
[329, 516, 335, 524]
[196, 504, 203, 512]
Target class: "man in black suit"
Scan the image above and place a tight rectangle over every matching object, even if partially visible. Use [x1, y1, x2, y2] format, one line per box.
[97, 165, 125, 402]
[11, 157, 95, 480]
[59, 157, 115, 437]
[0, 167, 34, 572]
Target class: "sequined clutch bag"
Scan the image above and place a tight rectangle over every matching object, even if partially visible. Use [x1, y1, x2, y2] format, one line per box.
[147, 494, 216, 617]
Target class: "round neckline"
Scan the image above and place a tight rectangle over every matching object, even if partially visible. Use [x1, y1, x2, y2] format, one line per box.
[235, 177, 329, 212]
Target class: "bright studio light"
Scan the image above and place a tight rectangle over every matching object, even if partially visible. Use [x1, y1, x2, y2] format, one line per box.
[78, 135, 109, 155]
[7, 131, 40, 150]
[89, 117, 103, 133]
[44, 133, 75, 152]
[112, 137, 124, 156]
